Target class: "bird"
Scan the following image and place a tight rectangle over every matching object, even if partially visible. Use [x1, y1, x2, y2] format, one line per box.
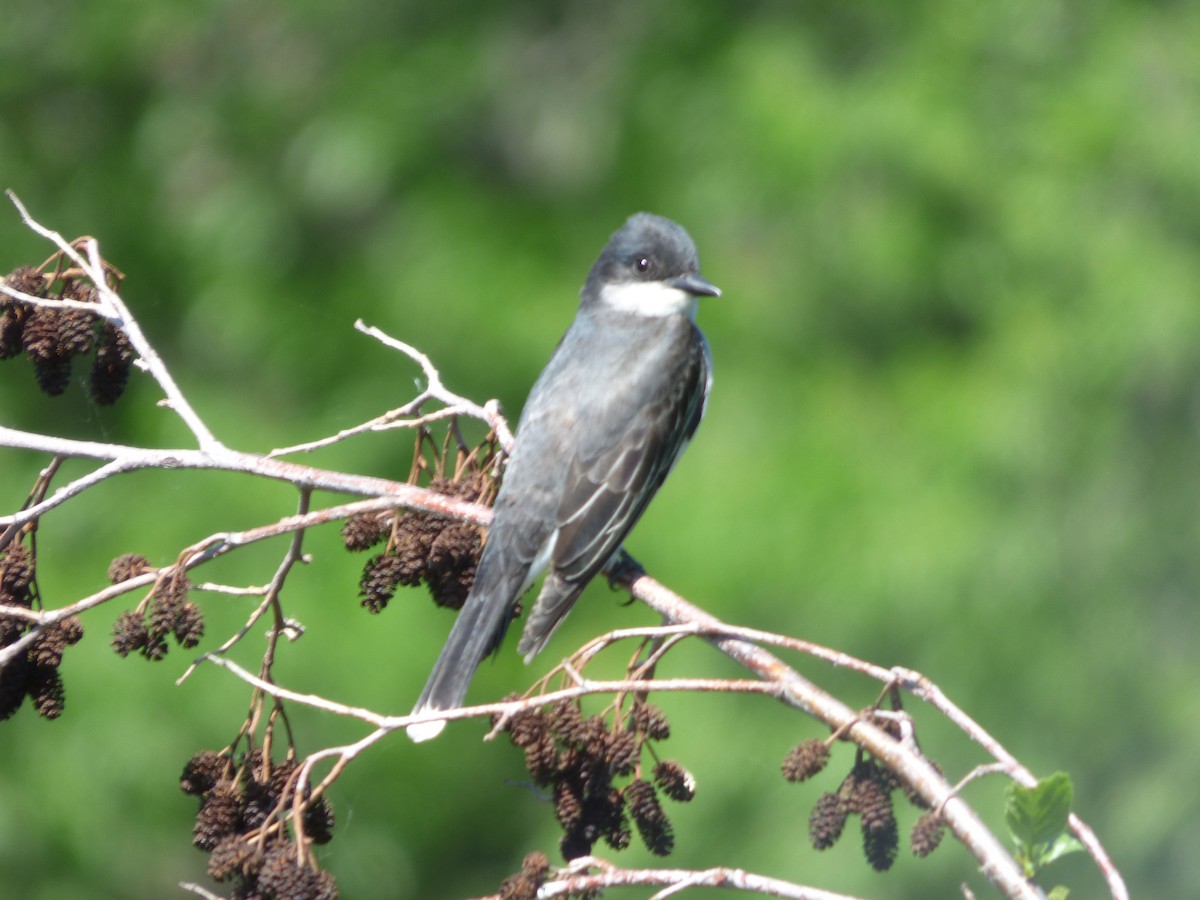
[408, 212, 720, 742]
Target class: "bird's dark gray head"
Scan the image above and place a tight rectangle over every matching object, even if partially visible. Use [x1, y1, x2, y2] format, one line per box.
[582, 212, 720, 317]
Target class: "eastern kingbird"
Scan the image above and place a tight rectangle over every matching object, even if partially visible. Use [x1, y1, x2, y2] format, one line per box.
[408, 212, 720, 741]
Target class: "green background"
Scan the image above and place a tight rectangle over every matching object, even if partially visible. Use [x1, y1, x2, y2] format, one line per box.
[2, 2, 1197, 897]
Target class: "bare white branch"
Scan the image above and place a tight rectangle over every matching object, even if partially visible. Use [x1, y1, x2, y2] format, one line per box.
[0, 426, 488, 530]
[6, 191, 224, 450]
[178, 882, 225, 900]
[355, 319, 516, 451]
[534, 862, 868, 900]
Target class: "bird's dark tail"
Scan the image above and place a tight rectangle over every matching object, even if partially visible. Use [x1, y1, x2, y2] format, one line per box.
[407, 556, 527, 742]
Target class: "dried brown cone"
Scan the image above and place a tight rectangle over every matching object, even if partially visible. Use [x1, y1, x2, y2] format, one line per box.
[839, 763, 874, 815]
[429, 474, 475, 502]
[601, 807, 633, 851]
[256, 843, 316, 900]
[3, 265, 47, 296]
[553, 778, 584, 832]
[242, 746, 266, 775]
[172, 601, 205, 648]
[426, 514, 481, 553]
[1, 544, 34, 603]
[304, 795, 336, 845]
[911, 809, 946, 858]
[181, 749, 227, 796]
[862, 810, 900, 871]
[89, 320, 134, 405]
[28, 617, 84, 668]
[140, 628, 169, 661]
[0, 614, 24, 646]
[521, 851, 549, 881]
[193, 783, 243, 851]
[624, 778, 674, 856]
[391, 510, 445, 570]
[20, 306, 64, 360]
[241, 777, 277, 832]
[423, 522, 481, 610]
[876, 764, 903, 795]
[847, 764, 899, 871]
[267, 756, 299, 799]
[547, 698, 585, 745]
[603, 728, 640, 777]
[1, 266, 45, 359]
[61, 312, 96, 357]
[28, 663, 65, 719]
[0, 654, 31, 720]
[504, 704, 547, 749]
[523, 731, 559, 787]
[630, 700, 671, 741]
[110, 609, 149, 657]
[341, 512, 390, 551]
[312, 869, 339, 900]
[0, 303, 29, 359]
[782, 738, 830, 783]
[358, 553, 409, 613]
[148, 584, 199, 652]
[498, 871, 539, 900]
[22, 306, 76, 395]
[578, 715, 609, 757]
[850, 768, 895, 838]
[207, 835, 263, 883]
[107, 553, 151, 584]
[34, 353, 73, 396]
[423, 562, 475, 611]
[59, 615, 84, 643]
[499, 851, 550, 900]
[156, 569, 192, 608]
[61, 281, 100, 305]
[147, 594, 176, 641]
[557, 746, 608, 807]
[809, 791, 848, 850]
[653, 759, 696, 803]
[55, 290, 98, 356]
[581, 786, 628, 852]
[552, 750, 627, 858]
[373, 464, 498, 617]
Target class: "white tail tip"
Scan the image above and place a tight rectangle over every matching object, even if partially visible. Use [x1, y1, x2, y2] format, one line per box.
[407, 717, 447, 743]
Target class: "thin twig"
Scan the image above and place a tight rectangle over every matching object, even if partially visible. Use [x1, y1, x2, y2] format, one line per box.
[6, 191, 224, 451]
[609, 564, 1048, 900]
[483, 861, 868, 900]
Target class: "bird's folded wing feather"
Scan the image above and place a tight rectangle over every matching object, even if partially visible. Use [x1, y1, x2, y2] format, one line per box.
[553, 337, 709, 586]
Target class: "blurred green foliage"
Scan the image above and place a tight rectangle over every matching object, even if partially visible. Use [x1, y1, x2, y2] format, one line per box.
[2, 1, 1198, 897]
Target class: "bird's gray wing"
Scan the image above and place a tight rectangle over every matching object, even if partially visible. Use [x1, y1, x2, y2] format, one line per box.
[516, 330, 710, 658]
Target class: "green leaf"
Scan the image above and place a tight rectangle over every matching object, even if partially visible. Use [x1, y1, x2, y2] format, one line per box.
[1041, 832, 1086, 867]
[1047, 887, 1070, 900]
[1006, 772, 1073, 849]
[1006, 773, 1079, 875]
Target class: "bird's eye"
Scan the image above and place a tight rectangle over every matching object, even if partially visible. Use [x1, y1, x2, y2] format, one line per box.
[635, 257, 652, 274]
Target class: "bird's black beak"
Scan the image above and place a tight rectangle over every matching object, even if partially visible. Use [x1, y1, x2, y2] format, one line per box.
[669, 273, 722, 298]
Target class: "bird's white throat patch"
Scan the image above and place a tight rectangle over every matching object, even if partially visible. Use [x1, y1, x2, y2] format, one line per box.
[600, 280, 698, 319]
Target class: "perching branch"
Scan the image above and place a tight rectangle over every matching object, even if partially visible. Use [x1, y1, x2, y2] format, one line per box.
[0, 197, 1127, 900]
